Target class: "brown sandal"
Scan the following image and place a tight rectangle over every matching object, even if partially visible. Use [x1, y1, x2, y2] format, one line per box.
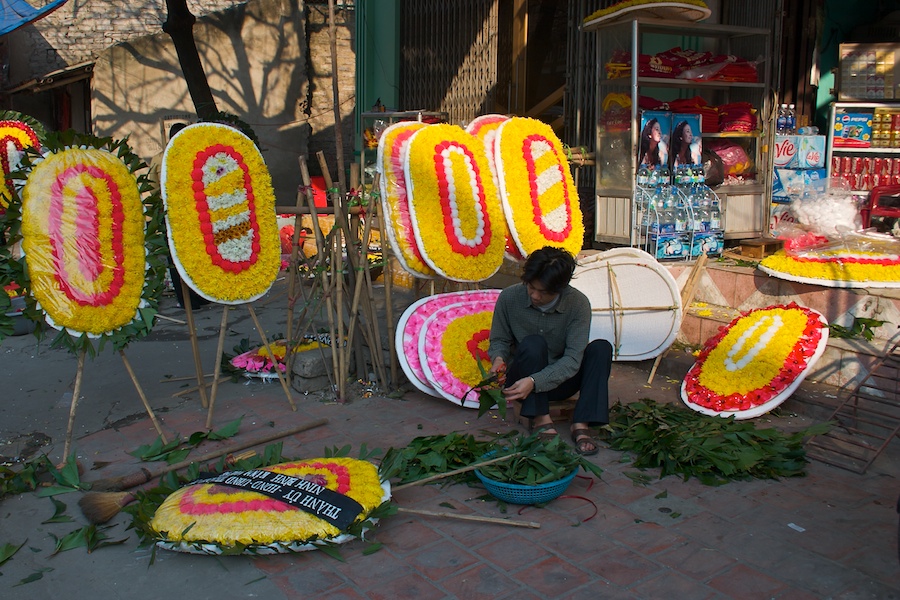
[570, 428, 599, 456]
[532, 423, 559, 443]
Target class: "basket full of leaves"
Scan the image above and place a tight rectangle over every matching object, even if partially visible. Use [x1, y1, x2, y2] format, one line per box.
[474, 434, 602, 505]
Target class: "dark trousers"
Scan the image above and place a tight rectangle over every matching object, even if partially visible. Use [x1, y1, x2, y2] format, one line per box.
[506, 335, 613, 426]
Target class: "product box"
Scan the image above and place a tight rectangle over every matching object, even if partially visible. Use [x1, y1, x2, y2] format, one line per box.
[650, 233, 689, 260]
[773, 135, 825, 168]
[832, 112, 873, 148]
[839, 43, 900, 100]
[771, 168, 827, 204]
[770, 203, 797, 234]
[690, 232, 723, 257]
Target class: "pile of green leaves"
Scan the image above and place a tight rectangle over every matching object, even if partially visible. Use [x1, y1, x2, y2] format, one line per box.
[379, 432, 513, 485]
[603, 399, 832, 486]
[379, 431, 602, 488]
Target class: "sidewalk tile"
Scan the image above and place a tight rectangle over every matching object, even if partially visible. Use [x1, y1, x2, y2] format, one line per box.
[706, 564, 787, 598]
[439, 564, 527, 599]
[581, 544, 663, 586]
[510, 556, 593, 597]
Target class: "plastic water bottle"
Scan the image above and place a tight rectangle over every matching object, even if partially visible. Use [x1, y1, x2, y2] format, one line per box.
[657, 187, 675, 233]
[673, 190, 688, 233]
[787, 104, 796, 135]
[637, 164, 650, 187]
[776, 104, 788, 135]
[708, 194, 722, 231]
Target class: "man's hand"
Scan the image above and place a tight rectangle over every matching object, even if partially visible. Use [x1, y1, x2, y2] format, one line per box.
[489, 356, 506, 375]
[503, 376, 535, 401]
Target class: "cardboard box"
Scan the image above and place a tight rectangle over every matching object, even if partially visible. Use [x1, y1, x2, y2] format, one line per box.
[832, 112, 872, 148]
[650, 233, 689, 260]
[690, 232, 723, 257]
[772, 168, 827, 204]
[773, 135, 826, 168]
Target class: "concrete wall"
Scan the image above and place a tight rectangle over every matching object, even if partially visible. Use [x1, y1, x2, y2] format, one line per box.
[91, 0, 312, 203]
[6, 1, 240, 85]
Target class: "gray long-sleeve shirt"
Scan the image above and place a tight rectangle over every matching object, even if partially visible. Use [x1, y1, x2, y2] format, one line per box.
[488, 282, 591, 392]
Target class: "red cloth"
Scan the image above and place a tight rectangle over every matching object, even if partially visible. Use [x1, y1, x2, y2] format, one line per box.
[717, 102, 757, 133]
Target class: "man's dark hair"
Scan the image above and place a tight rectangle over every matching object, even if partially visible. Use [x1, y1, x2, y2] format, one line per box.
[521, 246, 576, 294]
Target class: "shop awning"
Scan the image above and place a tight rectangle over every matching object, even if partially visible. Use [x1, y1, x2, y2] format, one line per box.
[1, 0, 68, 37]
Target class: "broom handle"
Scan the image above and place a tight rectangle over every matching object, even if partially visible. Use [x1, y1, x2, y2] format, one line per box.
[89, 418, 328, 491]
[392, 452, 523, 491]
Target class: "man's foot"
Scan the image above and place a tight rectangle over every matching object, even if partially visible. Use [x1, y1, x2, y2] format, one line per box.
[570, 426, 599, 456]
[531, 417, 558, 443]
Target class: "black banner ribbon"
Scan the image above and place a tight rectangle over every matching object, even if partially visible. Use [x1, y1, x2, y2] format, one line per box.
[189, 469, 365, 531]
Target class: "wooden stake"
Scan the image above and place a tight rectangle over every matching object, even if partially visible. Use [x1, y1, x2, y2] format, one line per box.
[392, 452, 524, 491]
[119, 350, 168, 443]
[181, 279, 209, 408]
[206, 304, 231, 429]
[63, 348, 87, 460]
[247, 304, 296, 411]
[396, 507, 540, 529]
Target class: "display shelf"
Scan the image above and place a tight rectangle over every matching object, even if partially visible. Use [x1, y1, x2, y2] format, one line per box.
[587, 16, 774, 246]
[826, 101, 900, 196]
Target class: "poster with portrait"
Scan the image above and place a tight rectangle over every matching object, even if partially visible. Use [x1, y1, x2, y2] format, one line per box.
[670, 114, 703, 169]
[638, 111, 671, 171]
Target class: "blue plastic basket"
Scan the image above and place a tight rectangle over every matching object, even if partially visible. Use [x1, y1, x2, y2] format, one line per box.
[474, 468, 577, 505]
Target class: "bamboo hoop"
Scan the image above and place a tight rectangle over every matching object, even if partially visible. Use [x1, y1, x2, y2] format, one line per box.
[205, 304, 231, 429]
[181, 279, 209, 408]
[62, 348, 87, 460]
[119, 350, 169, 443]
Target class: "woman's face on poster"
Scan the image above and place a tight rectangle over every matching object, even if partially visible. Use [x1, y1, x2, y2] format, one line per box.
[651, 121, 662, 141]
[681, 123, 693, 143]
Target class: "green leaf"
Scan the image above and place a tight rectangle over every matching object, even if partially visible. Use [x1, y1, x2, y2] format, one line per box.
[362, 542, 383, 555]
[42, 497, 74, 523]
[51, 528, 89, 555]
[36, 486, 79, 498]
[0, 540, 26, 566]
[208, 416, 243, 441]
[13, 568, 52, 587]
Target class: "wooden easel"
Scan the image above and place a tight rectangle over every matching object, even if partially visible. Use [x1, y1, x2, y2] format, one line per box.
[647, 252, 709, 384]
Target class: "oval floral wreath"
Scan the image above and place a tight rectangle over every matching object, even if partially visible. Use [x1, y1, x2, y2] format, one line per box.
[15, 131, 167, 354]
[681, 303, 828, 419]
[418, 298, 499, 408]
[494, 116, 584, 258]
[149, 457, 390, 555]
[465, 114, 524, 261]
[396, 289, 501, 397]
[162, 122, 280, 304]
[376, 121, 435, 278]
[759, 249, 900, 288]
[0, 111, 45, 213]
[405, 124, 507, 282]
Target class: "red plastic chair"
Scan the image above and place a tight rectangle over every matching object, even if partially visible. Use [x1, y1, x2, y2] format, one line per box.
[860, 185, 900, 229]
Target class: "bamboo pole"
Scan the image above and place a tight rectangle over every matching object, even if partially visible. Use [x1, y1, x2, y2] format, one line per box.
[247, 304, 296, 411]
[180, 279, 209, 408]
[205, 304, 231, 429]
[62, 348, 87, 460]
[396, 507, 540, 529]
[119, 350, 168, 443]
[376, 193, 399, 386]
[300, 158, 341, 399]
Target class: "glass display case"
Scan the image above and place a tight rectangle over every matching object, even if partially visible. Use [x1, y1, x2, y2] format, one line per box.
[583, 16, 774, 247]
